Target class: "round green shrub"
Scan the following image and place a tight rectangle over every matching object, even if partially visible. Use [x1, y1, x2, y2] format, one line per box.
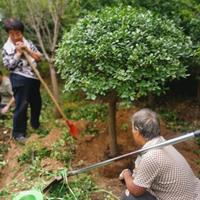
[56, 6, 193, 101]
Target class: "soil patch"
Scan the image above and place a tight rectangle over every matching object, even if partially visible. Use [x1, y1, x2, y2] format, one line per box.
[71, 106, 200, 195]
[0, 102, 199, 198]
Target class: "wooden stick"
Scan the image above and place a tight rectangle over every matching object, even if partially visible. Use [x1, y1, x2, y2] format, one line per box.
[23, 51, 68, 122]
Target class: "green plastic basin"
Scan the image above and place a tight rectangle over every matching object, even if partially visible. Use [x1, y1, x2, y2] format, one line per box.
[12, 190, 43, 200]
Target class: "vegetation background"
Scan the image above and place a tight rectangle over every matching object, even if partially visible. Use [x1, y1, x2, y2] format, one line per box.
[0, 0, 200, 199]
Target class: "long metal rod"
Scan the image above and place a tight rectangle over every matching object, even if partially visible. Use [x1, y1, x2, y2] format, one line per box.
[68, 130, 200, 176]
[43, 130, 200, 193]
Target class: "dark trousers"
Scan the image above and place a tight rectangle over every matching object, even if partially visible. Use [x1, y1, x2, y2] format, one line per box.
[10, 73, 42, 138]
[121, 191, 157, 200]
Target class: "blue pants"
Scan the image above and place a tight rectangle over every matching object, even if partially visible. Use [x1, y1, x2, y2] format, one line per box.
[121, 191, 157, 200]
[10, 73, 42, 138]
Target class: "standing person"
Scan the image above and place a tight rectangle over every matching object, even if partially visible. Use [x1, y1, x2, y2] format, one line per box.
[0, 70, 14, 115]
[2, 18, 42, 144]
[119, 108, 200, 200]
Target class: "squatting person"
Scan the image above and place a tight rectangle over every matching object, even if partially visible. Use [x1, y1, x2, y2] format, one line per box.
[119, 108, 200, 200]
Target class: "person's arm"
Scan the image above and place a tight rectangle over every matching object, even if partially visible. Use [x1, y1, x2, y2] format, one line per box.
[24, 46, 42, 61]
[1, 97, 15, 114]
[120, 153, 160, 197]
[2, 48, 22, 70]
[120, 169, 146, 197]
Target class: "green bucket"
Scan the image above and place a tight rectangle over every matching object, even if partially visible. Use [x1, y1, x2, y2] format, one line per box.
[12, 189, 43, 200]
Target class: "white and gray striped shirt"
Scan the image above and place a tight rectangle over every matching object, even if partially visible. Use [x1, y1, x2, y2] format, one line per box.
[2, 37, 40, 79]
[133, 136, 200, 200]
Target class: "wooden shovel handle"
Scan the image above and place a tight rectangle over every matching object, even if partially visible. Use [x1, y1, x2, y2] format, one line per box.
[23, 51, 68, 121]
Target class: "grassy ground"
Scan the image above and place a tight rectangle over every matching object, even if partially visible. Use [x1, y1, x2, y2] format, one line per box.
[0, 90, 199, 200]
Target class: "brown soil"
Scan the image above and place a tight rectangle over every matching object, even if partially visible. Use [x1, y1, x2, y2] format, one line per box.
[0, 102, 200, 199]
[72, 106, 200, 197]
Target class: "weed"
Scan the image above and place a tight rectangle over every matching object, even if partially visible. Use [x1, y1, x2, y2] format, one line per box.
[119, 101, 133, 109]
[24, 158, 42, 179]
[193, 149, 200, 155]
[93, 189, 120, 200]
[83, 123, 99, 136]
[196, 137, 200, 146]
[0, 160, 6, 170]
[62, 91, 83, 102]
[47, 174, 96, 200]
[18, 141, 50, 165]
[0, 142, 8, 170]
[64, 102, 107, 122]
[32, 125, 51, 137]
[0, 188, 9, 199]
[0, 143, 8, 154]
[51, 129, 75, 164]
[158, 108, 190, 132]
[0, 115, 12, 129]
[196, 159, 200, 165]
[46, 170, 120, 200]
[120, 123, 129, 132]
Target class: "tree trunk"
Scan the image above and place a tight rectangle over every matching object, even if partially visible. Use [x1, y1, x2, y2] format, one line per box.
[108, 93, 118, 157]
[197, 79, 200, 102]
[49, 62, 60, 118]
[147, 93, 155, 107]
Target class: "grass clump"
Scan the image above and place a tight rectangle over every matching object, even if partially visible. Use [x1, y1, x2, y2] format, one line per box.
[50, 128, 76, 164]
[18, 141, 50, 165]
[47, 174, 96, 200]
[158, 108, 190, 132]
[64, 102, 107, 122]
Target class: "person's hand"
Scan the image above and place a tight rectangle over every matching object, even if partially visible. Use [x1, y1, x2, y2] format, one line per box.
[16, 41, 28, 52]
[15, 42, 23, 54]
[1, 105, 9, 114]
[119, 169, 132, 181]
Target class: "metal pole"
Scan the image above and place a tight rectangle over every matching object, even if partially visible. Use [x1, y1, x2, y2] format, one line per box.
[43, 130, 200, 193]
[68, 130, 200, 176]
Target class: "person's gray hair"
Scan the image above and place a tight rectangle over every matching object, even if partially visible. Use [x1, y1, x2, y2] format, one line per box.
[131, 108, 160, 140]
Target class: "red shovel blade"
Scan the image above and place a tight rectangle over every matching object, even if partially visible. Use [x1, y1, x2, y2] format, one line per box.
[66, 120, 79, 138]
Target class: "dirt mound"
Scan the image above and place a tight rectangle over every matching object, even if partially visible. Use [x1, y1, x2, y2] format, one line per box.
[41, 158, 64, 171]
[169, 100, 200, 122]
[0, 128, 63, 190]
[0, 140, 24, 188]
[42, 128, 61, 148]
[72, 107, 200, 181]
[0, 104, 199, 198]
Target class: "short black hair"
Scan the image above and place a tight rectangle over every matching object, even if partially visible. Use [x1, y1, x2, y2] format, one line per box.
[0, 70, 2, 76]
[3, 18, 24, 33]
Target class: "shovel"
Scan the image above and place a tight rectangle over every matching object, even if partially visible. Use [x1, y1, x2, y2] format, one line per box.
[23, 51, 78, 138]
[42, 130, 200, 193]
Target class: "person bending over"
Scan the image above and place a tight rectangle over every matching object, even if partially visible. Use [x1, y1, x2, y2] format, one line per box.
[119, 108, 200, 200]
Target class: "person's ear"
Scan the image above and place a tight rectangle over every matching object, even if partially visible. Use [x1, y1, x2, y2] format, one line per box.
[132, 126, 140, 141]
[134, 126, 140, 135]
